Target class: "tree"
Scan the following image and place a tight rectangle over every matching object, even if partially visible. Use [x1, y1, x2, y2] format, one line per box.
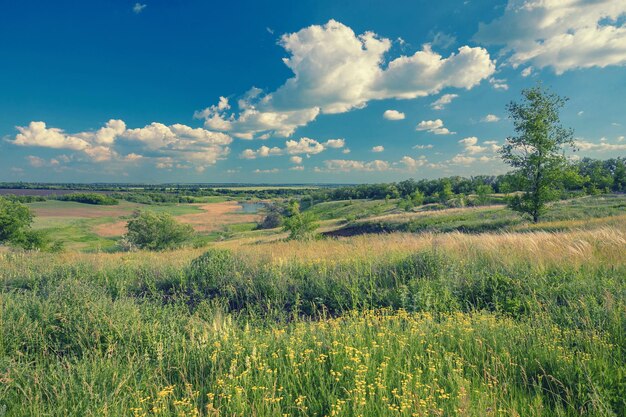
[475, 184, 494, 206]
[123, 210, 194, 250]
[258, 204, 284, 229]
[282, 201, 319, 240]
[439, 180, 454, 204]
[0, 196, 60, 251]
[499, 85, 575, 222]
[0, 196, 33, 243]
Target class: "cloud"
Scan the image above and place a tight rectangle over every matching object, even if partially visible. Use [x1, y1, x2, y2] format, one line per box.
[290, 156, 303, 164]
[398, 156, 429, 170]
[239, 146, 282, 159]
[26, 155, 46, 168]
[482, 114, 500, 122]
[317, 159, 390, 172]
[413, 144, 434, 149]
[430, 93, 458, 110]
[10, 120, 232, 170]
[195, 20, 495, 138]
[475, 0, 626, 74]
[323, 138, 345, 148]
[458, 136, 487, 154]
[383, 109, 406, 120]
[285, 137, 325, 155]
[132, 3, 147, 14]
[575, 139, 626, 152]
[578, 111, 584, 116]
[521, 67, 533, 77]
[13, 122, 90, 151]
[450, 154, 491, 165]
[489, 77, 508, 91]
[430, 31, 457, 49]
[289, 165, 305, 171]
[317, 155, 441, 173]
[239, 137, 341, 160]
[253, 168, 280, 174]
[416, 119, 455, 135]
[371, 145, 385, 152]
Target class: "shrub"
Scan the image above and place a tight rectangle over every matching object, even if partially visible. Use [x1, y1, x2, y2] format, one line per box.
[257, 204, 284, 229]
[123, 210, 193, 250]
[0, 196, 33, 243]
[55, 193, 118, 205]
[283, 201, 319, 240]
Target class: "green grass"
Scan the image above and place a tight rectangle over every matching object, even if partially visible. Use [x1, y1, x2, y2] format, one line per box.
[305, 199, 399, 220]
[1, 224, 625, 416]
[25, 201, 206, 251]
[1, 195, 624, 415]
[325, 194, 626, 236]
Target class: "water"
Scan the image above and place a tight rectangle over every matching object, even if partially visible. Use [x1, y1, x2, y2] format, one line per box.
[238, 202, 265, 213]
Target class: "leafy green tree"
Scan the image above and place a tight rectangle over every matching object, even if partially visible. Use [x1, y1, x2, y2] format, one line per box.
[0, 197, 60, 251]
[439, 181, 454, 204]
[258, 204, 284, 229]
[124, 210, 194, 250]
[410, 190, 425, 206]
[475, 184, 494, 205]
[500, 85, 575, 222]
[0, 196, 33, 243]
[283, 201, 319, 240]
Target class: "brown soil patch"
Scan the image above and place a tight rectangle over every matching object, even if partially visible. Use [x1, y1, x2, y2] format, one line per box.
[93, 220, 128, 237]
[177, 202, 261, 232]
[92, 201, 261, 237]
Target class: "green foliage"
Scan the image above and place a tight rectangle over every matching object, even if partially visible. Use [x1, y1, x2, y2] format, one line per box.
[1, 194, 47, 203]
[123, 210, 194, 250]
[0, 197, 62, 251]
[1, 236, 624, 415]
[500, 85, 575, 222]
[0, 196, 33, 243]
[475, 184, 493, 205]
[283, 201, 319, 240]
[258, 204, 284, 229]
[439, 180, 454, 204]
[55, 193, 118, 205]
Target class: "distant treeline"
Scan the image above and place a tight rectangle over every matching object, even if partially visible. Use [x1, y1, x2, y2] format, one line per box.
[304, 157, 626, 204]
[1, 157, 624, 205]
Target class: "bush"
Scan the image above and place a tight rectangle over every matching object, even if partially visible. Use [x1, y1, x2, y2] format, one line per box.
[123, 210, 193, 250]
[0, 196, 33, 243]
[55, 193, 118, 205]
[283, 202, 319, 240]
[257, 204, 284, 229]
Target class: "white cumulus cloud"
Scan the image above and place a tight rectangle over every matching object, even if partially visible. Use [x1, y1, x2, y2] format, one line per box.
[482, 114, 500, 122]
[195, 20, 495, 139]
[475, 0, 626, 74]
[416, 119, 455, 135]
[383, 110, 406, 120]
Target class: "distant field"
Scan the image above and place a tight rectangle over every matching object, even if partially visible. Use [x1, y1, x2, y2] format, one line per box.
[0, 188, 111, 196]
[27, 200, 263, 251]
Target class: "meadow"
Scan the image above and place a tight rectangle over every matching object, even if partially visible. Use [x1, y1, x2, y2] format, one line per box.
[1, 192, 625, 416]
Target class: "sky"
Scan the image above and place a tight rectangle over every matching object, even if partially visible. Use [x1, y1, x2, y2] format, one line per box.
[1, 0, 625, 184]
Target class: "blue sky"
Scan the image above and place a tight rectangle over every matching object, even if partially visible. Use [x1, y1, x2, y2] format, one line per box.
[1, 0, 625, 183]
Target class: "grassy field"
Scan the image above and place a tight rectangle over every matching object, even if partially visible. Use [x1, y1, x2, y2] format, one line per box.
[26, 200, 261, 251]
[0, 194, 625, 416]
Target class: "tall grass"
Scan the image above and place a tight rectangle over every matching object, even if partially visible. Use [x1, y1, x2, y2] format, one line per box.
[0, 227, 624, 416]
